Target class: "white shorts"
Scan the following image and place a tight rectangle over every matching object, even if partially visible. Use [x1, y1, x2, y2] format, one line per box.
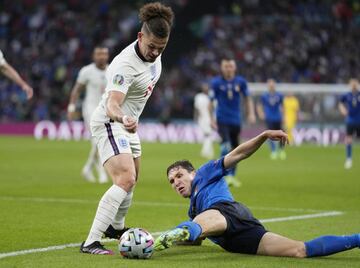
[90, 122, 141, 165]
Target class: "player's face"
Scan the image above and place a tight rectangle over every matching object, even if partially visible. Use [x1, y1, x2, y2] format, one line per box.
[268, 79, 276, 92]
[349, 79, 359, 92]
[220, 60, 236, 80]
[93, 48, 109, 68]
[138, 31, 168, 62]
[167, 167, 195, 198]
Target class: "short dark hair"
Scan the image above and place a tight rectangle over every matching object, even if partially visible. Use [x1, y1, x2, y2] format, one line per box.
[139, 2, 174, 38]
[166, 160, 195, 177]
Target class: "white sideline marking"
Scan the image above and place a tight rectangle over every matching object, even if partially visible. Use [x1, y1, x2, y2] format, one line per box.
[0, 211, 343, 260]
[260, 211, 343, 223]
[0, 196, 327, 212]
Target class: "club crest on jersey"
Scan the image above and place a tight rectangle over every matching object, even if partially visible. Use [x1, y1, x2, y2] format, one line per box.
[113, 74, 124, 86]
[118, 137, 129, 149]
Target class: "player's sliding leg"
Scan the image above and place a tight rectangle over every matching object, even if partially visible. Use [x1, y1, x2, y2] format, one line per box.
[344, 135, 353, 169]
[257, 232, 360, 258]
[305, 234, 360, 257]
[81, 153, 136, 254]
[154, 209, 226, 250]
[82, 139, 97, 182]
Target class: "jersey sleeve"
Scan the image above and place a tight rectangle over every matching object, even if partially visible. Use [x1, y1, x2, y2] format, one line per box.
[0, 49, 7, 66]
[208, 80, 216, 101]
[105, 63, 134, 94]
[340, 93, 347, 104]
[194, 94, 200, 110]
[197, 157, 227, 183]
[240, 78, 249, 97]
[76, 67, 89, 85]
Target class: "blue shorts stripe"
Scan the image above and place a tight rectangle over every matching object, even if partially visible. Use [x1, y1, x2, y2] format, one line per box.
[104, 123, 119, 155]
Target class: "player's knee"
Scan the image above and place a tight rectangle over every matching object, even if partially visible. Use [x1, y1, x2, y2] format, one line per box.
[112, 168, 136, 190]
[292, 243, 307, 258]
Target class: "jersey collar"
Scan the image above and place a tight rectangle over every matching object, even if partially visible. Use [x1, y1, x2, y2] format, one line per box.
[134, 41, 150, 63]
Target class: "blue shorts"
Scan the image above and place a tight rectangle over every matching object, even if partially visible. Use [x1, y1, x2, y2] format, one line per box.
[206, 201, 267, 254]
[346, 124, 360, 137]
[266, 121, 282, 130]
[217, 123, 241, 149]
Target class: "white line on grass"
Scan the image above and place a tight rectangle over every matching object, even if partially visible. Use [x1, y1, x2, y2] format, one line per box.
[0, 211, 343, 260]
[260, 211, 343, 223]
[0, 196, 328, 212]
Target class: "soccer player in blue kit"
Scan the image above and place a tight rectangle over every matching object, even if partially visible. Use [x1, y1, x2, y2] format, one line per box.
[257, 79, 286, 160]
[154, 129, 360, 258]
[209, 58, 255, 187]
[339, 78, 360, 169]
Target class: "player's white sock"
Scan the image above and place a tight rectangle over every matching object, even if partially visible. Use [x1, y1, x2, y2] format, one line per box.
[111, 191, 133, 230]
[84, 185, 127, 246]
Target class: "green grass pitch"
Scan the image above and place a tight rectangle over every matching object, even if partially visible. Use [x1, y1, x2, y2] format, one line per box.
[0, 136, 359, 267]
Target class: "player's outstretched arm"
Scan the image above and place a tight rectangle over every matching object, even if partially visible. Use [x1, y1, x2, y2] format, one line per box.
[0, 63, 33, 99]
[223, 130, 288, 169]
[338, 102, 347, 117]
[67, 82, 86, 120]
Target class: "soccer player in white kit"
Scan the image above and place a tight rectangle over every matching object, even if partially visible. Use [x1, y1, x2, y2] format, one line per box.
[0, 49, 33, 99]
[194, 83, 214, 159]
[67, 46, 109, 183]
[80, 2, 174, 254]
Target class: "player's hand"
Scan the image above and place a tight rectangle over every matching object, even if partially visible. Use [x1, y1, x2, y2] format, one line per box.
[122, 115, 138, 133]
[22, 84, 33, 100]
[265, 130, 289, 146]
[210, 118, 217, 130]
[154, 228, 190, 251]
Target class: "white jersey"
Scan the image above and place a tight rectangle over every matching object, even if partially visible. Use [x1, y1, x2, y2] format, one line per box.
[91, 40, 162, 126]
[194, 92, 211, 128]
[0, 49, 7, 66]
[76, 63, 107, 116]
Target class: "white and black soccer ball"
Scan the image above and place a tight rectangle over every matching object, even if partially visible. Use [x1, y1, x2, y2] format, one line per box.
[119, 228, 154, 259]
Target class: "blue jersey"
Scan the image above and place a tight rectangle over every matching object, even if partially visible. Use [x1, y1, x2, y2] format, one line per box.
[210, 75, 249, 126]
[261, 91, 283, 123]
[340, 91, 360, 125]
[188, 157, 233, 219]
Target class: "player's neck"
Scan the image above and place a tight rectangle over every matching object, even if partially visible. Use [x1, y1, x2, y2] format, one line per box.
[222, 75, 235, 81]
[135, 41, 150, 62]
[95, 63, 106, 70]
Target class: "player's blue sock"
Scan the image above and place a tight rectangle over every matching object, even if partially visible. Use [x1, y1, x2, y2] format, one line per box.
[305, 234, 360, 257]
[220, 142, 231, 157]
[269, 140, 276, 153]
[346, 144, 352, 159]
[176, 221, 202, 241]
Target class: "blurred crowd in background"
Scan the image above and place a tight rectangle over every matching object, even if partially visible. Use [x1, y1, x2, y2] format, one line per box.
[0, 0, 359, 123]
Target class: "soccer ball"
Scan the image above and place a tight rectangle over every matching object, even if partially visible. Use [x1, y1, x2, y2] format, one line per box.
[119, 228, 154, 259]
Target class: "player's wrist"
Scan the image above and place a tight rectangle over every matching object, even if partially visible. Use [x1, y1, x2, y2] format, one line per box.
[115, 115, 128, 124]
[67, 103, 76, 113]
